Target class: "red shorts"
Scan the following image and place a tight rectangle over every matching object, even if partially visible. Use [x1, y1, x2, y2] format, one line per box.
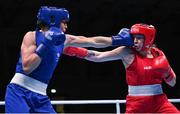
[125, 94, 179, 113]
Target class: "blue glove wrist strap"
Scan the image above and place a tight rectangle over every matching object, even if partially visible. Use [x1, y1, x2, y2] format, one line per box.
[35, 43, 48, 58]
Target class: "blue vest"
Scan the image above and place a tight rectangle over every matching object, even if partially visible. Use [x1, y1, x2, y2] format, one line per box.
[16, 31, 64, 84]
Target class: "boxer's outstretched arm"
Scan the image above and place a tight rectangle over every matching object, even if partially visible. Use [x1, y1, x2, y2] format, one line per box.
[65, 28, 133, 48]
[65, 34, 112, 48]
[63, 46, 130, 62]
[84, 46, 130, 62]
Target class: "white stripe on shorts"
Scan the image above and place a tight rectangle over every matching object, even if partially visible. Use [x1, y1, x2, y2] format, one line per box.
[10, 73, 47, 95]
[128, 84, 163, 96]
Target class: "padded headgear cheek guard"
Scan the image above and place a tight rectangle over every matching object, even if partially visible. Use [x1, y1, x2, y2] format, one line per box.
[37, 6, 70, 28]
[130, 23, 156, 51]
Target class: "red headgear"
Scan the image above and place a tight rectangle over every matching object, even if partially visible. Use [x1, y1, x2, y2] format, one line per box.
[130, 23, 156, 51]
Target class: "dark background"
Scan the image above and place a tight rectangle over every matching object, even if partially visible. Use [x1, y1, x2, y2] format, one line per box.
[0, 0, 180, 113]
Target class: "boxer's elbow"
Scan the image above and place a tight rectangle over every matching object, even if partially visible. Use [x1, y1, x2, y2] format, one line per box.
[22, 56, 41, 74]
[23, 67, 31, 74]
[170, 78, 176, 87]
[22, 63, 32, 74]
[166, 78, 176, 87]
[169, 82, 176, 87]
[22, 61, 35, 74]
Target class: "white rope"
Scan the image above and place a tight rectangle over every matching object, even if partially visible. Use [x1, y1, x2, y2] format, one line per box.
[0, 101, 4, 105]
[51, 99, 126, 105]
[0, 99, 180, 114]
[1, 99, 180, 105]
[169, 99, 180, 102]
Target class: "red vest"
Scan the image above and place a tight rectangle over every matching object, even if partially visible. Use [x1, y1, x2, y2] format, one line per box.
[126, 48, 168, 85]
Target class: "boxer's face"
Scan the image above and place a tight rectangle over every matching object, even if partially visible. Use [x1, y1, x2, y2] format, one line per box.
[132, 34, 144, 52]
[60, 20, 68, 32]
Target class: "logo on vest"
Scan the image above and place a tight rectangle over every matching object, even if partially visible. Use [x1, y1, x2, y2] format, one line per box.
[56, 53, 60, 62]
[144, 66, 152, 70]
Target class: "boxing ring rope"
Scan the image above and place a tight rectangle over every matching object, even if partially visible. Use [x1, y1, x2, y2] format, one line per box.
[0, 99, 180, 113]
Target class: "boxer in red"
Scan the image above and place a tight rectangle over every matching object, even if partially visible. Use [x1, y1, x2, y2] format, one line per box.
[64, 23, 179, 113]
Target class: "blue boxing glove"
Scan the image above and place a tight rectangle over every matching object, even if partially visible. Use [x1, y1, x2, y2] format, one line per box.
[44, 27, 66, 46]
[112, 28, 134, 46]
[35, 27, 66, 58]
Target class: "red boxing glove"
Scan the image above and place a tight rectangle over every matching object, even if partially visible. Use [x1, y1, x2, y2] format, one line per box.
[63, 46, 88, 58]
[153, 56, 169, 75]
[153, 55, 174, 82]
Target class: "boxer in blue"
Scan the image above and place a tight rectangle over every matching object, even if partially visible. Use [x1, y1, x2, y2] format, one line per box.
[5, 6, 69, 113]
[5, 6, 133, 113]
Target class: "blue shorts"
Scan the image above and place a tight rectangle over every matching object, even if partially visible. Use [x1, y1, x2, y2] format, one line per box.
[5, 83, 56, 113]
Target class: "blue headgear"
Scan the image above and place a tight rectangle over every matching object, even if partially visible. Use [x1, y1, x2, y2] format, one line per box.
[37, 6, 70, 28]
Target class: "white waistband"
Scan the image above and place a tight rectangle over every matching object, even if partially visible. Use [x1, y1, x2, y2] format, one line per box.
[10, 73, 47, 95]
[128, 84, 163, 96]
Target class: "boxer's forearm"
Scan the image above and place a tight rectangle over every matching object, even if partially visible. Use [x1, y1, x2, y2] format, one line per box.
[22, 54, 41, 74]
[65, 34, 112, 48]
